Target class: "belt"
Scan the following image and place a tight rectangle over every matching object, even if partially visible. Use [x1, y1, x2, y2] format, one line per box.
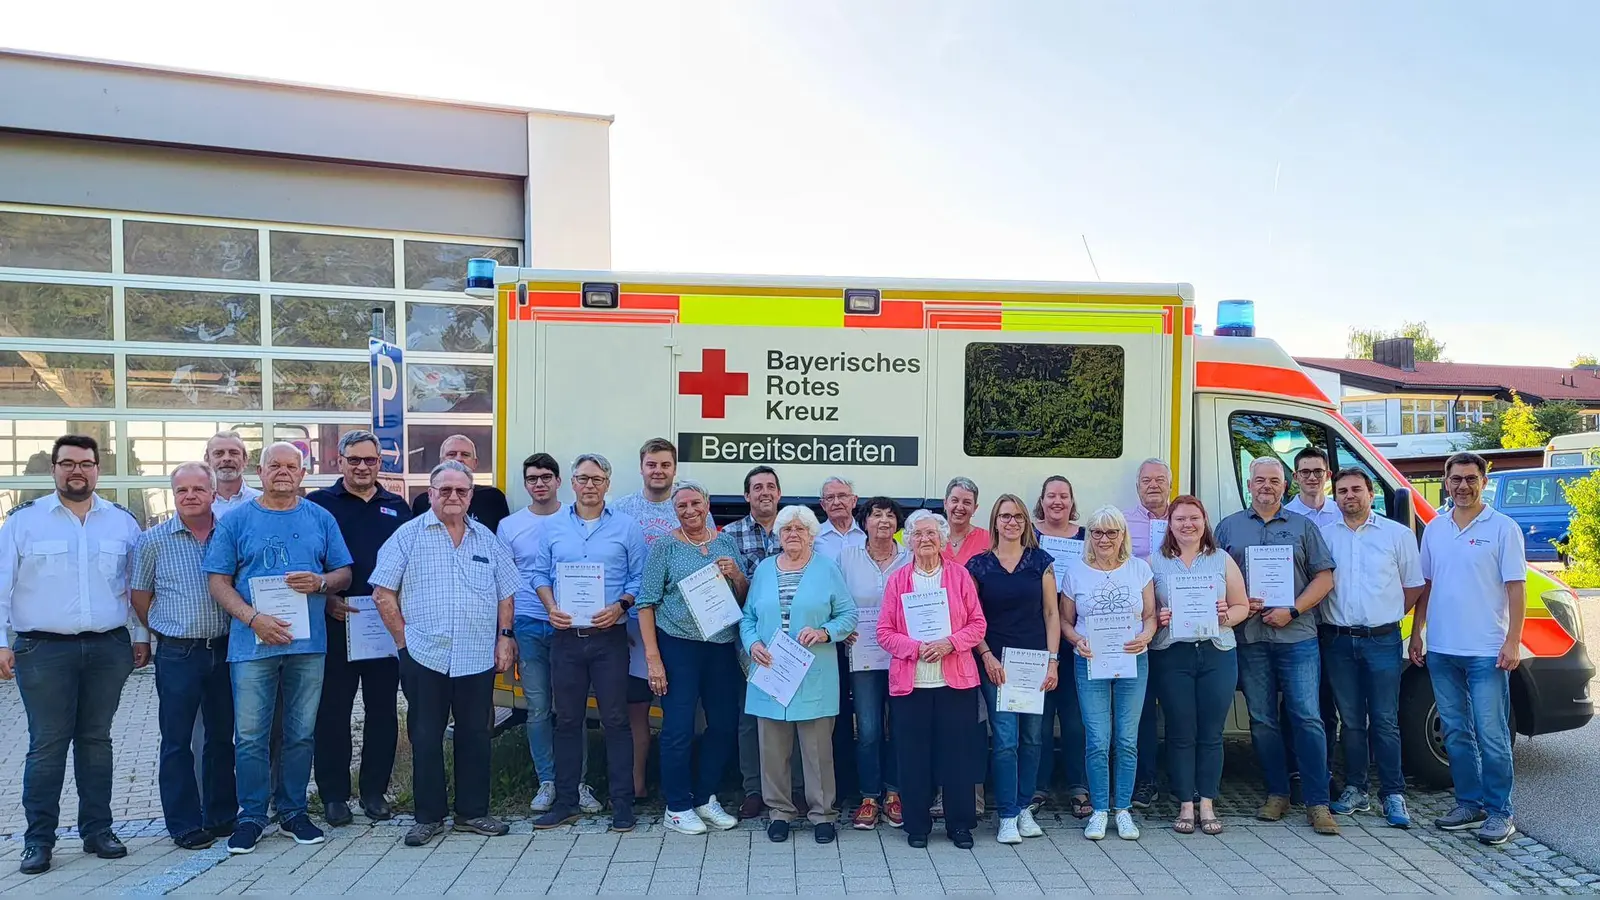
[1320, 621, 1400, 638]
[566, 625, 624, 639]
[156, 633, 230, 650]
[16, 626, 128, 641]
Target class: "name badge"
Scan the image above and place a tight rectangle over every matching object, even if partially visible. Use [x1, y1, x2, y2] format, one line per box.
[380, 507, 398, 517]
[472, 555, 490, 564]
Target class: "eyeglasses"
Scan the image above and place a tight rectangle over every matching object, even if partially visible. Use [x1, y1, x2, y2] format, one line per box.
[525, 473, 557, 484]
[573, 475, 609, 486]
[1446, 475, 1482, 487]
[344, 456, 381, 468]
[1296, 468, 1328, 478]
[996, 513, 1027, 523]
[821, 493, 854, 503]
[432, 486, 473, 497]
[54, 460, 97, 472]
[1090, 529, 1122, 540]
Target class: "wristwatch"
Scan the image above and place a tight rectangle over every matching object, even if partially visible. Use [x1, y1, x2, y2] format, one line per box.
[1047, 652, 1060, 662]
[499, 628, 515, 639]
[1288, 608, 1302, 620]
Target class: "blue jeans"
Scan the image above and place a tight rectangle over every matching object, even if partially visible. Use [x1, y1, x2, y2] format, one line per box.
[980, 673, 1044, 819]
[155, 637, 236, 837]
[232, 653, 323, 828]
[1075, 653, 1148, 811]
[1238, 638, 1330, 806]
[1037, 664, 1088, 798]
[1152, 642, 1237, 802]
[851, 670, 897, 799]
[514, 616, 565, 784]
[1320, 628, 1405, 797]
[13, 629, 135, 847]
[1429, 652, 1514, 818]
[656, 633, 743, 813]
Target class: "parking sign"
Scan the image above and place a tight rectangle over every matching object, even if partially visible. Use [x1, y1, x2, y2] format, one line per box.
[370, 338, 405, 474]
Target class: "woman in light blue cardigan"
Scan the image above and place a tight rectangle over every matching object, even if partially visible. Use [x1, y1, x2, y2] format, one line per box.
[741, 505, 858, 845]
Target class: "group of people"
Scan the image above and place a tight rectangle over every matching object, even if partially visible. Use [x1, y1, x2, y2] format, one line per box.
[0, 427, 1528, 874]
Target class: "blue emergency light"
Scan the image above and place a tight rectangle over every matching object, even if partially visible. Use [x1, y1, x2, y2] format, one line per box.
[466, 258, 498, 292]
[1214, 299, 1255, 337]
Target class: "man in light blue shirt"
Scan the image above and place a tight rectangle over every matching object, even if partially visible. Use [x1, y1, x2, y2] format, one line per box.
[815, 475, 866, 563]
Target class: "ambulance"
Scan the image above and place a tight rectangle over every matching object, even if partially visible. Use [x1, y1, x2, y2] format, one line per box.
[470, 263, 1593, 788]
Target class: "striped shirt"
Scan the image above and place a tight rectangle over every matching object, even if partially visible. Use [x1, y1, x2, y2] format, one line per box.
[132, 514, 229, 639]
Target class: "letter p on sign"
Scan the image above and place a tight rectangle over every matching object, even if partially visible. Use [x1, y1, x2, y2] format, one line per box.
[369, 338, 406, 474]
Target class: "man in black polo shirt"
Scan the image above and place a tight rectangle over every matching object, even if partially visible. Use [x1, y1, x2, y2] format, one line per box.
[408, 435, 509, 534]
[307, 430, 412, 825]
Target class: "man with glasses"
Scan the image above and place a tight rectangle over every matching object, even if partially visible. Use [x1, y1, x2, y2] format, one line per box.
[1412, 452, 1526, 845]
[306, 431, 412, 827]
[204, 442, 353, 854]
[207, 431, 261, 518]
[409, 435, 510, 535]
[1285, 448, 1341, 528]
[815, 476, 865, 563]
[0, 435, 148, 875]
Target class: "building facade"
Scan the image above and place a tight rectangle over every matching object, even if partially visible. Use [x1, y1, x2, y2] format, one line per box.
[0, 49, 611, 523]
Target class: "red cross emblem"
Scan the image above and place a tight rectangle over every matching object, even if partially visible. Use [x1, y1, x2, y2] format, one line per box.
[678, 348, 749, 419]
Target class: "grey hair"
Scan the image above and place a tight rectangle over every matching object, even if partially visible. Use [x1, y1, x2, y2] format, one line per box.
[429, 459, 474, 485]
[905, 509, 951, 545]
[819, 474, 854, 495]
[944, 476, 980, 501]
[206, 430, 247, 452]
[260, 441, 306, 468]
[339, 429, 380, 456]
[171, 460, 217, 491]
[773, 504, 821, 537]
[573, 453, 613, 477]
[1248, 456, 1287, 480]
[1083, 504, 1133, 564]
[1137, 458, 1171, 478]
[440, 433, 478, 455]
[671, 479, 711, 504]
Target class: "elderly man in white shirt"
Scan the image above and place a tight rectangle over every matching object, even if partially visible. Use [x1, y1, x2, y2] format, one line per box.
[1318, 468, 1424, 828]
[0, 434, 149, 876]
[815, 475, 866, 563]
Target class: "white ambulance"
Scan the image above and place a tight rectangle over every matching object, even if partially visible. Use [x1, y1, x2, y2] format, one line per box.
[471, 264, 1593, 787]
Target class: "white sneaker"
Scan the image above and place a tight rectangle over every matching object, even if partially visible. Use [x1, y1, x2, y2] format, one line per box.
[577, 783, 603, 814]
[663, 807, 707, 835]
[1084, 810, 1108, 841]
[694, 795, 738, 831]
[1017, 807, 1044, 838]
[1116, 809, 1141, 840]
[997, 817, 1022, 844]
[531, 781, 556, 813]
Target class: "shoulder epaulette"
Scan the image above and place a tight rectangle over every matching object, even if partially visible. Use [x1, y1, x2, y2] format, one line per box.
[112, 502, 133, 515]
[9, 499, 37, 513]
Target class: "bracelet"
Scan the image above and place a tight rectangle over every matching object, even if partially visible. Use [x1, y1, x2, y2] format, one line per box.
[247, 611, 259, 627]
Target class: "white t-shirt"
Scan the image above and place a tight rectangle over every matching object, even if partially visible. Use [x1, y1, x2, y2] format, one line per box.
[1064, 556, 1154, 631]
[1419, 505, 1527, 657]
[497, 504, 565, 620]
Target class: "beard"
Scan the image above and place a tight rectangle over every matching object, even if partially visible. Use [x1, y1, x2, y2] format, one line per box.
[59, 483, 94, 502]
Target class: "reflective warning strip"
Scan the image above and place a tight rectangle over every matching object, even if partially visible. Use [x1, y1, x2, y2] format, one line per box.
[1195, 361, 1330, 407]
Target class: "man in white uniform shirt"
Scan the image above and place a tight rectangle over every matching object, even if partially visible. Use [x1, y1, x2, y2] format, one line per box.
[207, 430, 261, 519]
[0, 434, 149, 875]
[1283, 447, 1341, 528]
[1318, 468, 1424, 828]
[815, 475, 866, 563]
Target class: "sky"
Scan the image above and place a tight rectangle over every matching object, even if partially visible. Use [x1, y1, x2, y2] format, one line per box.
[9, 1, 1599, 365]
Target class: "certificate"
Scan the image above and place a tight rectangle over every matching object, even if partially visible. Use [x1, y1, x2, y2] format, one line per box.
[678, 562, 742, 637]
[344, 595, 397, 661]
[997, 647, 1049, 714]
[556, 562, 606, 627]
[901, 589, 951, 642]
[1039, 535, 1084, 587]
[1168, 574, 1220, 641]
[249, 575, 310, 644]
[749, 628, 815, 708]
[1085, 613, 1138, 680]
[1148, 520, 1169, 555]
[1246, 544, 1296, 608]
[849, 606, 891, 672]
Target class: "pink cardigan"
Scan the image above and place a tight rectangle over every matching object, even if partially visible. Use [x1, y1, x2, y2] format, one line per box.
[876, 563, 988, 697]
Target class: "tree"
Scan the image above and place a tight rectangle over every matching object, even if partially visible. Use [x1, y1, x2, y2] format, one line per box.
[1534, 400, 1585, 440]
[1557, 471, 1600, 588]
[1465, 401, 1508, 451]
[1499, 392, 1549, 449]
[1347, 322, 1447, 362]
[1574, 354, 1598, 367]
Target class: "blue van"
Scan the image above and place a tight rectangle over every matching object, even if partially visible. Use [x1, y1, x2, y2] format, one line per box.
[1484, 465, 1597, 562]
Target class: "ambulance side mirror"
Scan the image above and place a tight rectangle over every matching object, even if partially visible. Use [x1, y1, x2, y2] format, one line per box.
[1386, 487, 1417, 532]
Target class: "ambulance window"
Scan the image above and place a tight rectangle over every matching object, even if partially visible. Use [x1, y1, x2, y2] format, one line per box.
[1228, 412, 1331, 507]
[1330, 434, 1388, 513]
[964, 342, 1124, 459]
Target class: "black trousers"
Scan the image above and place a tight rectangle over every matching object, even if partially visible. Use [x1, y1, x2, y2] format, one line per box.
[314, 618, 399, 805]
[552, 627, 633, 812]
[892, 686, 980, 838]
[398, 652, 493, 825]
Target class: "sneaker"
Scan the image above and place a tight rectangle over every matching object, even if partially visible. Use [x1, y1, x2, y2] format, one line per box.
[695, 796, 739, 831]
[1477, 815, 1517, 846]
[1084, 810, 1109, 840]
[533, 808, 580, 830]
[280, 813, 325, 845]
[1308, 805, 1340, 835]
[997, 817, 1022, 844]
[1115, 809, 1141, 840]
[532, 781, 556, 813]
[664, 808, 707, 836]
[1131, 783, 1155, 810]
[227, 821, 264, 855]
[1435, 805, 1488, 832]
[404, 821, 447, 847]
[1331, 786, 1370, 815]
[454, 816, 509, 836]
[852, 798, 880, 831]
[610, 806, 637, 833]
[577, 783, 603, 814]
[882, 791, 904, 828]
[949, 829, 975, 849]
[1256, 795, 1291, 822]
[1017, 807, 1044, 838]
[174, 829, 216, 850]
[1382, 794, 1412, 829]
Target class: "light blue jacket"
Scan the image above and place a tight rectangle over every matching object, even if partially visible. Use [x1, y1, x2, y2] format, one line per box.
[740, 554, 858, 722]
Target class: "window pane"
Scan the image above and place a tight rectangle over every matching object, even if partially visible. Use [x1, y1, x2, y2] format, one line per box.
[125, 288, 261, 345]
[269, 231, 394, 288]
[271, 296, 395, 349]
[129, 488, 176, 529]
[406, 302, 494, 353]
[272, 359, 370, 412]
[127, 419, 263, 477]
[126, 355, 262, 409]
[406, 423, 493, 476]
[0, 282, 113, 340]
[963, 342, 1124, 458]
[0, 419, 117, 477]
[1330, 435, 1388, 516]
[124, 221, 260, 280]
[0, 351, 114, 408]
[1227, 412, 1331, 508]
[407, 363, 493, 413]
[403, 241, 518, 292]
[274, 421, 368, 476]
[0, 211, 113, 272]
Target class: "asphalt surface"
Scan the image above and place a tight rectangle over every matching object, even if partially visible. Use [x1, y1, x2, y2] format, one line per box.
[1513, 590, 1600, 870]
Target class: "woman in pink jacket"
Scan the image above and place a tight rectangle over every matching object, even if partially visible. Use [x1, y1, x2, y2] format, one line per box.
[876, 510, 988, 850]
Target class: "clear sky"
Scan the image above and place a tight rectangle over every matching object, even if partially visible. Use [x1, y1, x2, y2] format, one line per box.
[9, 1, 1598, 365]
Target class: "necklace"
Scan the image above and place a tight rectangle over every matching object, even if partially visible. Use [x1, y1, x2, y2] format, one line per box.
[867, 542, 897, 565]
[681, 527, 716, 552]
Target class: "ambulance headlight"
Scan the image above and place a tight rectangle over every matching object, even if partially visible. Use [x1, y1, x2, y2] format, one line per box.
[845, 288, 881, 315]
[582, 282, 619, 308]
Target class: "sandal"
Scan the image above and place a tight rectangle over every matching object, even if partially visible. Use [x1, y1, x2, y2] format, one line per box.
[1200, 818, 1223, 835]
[1070, 794, 1094, 819]
[1174, 815, 1196, 834]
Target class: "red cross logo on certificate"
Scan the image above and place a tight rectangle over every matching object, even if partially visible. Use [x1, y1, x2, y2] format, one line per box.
[678, 348, 749, 419]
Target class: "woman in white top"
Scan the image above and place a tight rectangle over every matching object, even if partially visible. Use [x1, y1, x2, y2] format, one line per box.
[1061, 505, 1157, 841]
[1148, 496, 1249, 836]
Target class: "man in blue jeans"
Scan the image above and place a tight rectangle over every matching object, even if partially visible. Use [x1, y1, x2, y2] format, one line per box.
[1216, 455, 1338, 835]
[1318, 468, 1425, 828]
[205, 442, 353, 855]
[1413, 451, 1527, 846]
